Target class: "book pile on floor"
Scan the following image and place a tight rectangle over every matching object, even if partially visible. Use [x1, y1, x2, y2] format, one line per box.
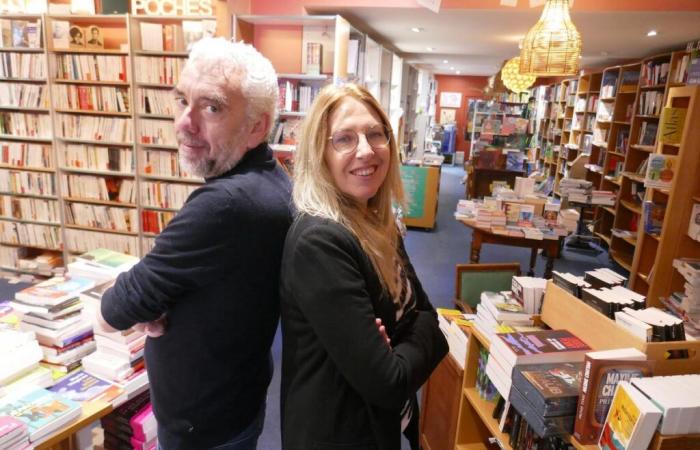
[11, 276, 96, 375]
[0, 416, 29, 450]
[97, 390, 155, 450]
[0, 387, 82, 444]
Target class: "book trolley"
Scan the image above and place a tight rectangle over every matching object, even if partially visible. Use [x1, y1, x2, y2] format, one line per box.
[448, 281, 700, 450]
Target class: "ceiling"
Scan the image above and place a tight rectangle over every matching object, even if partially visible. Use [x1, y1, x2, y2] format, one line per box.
[306, 5, 700, 76]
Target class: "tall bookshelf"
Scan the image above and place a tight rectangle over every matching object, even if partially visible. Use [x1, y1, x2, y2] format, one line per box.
[0, 13, 61, 276]
[0, 12, 225, 276]
[629, 85, 699, 299]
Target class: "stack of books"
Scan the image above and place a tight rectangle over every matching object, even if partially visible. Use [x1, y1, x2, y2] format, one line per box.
[598, 380, 662, 450]
[67, 248, 139, 284]
[557, 208, 579, 232]
[552, 271, 591, 298]
[0, 329, 43, 389]
[473, 291, 539, 344]
[590, 190, 616, 206]
[485, 329, 591, 399]
[81, 327, 146, 391]
[574, 348, 652, 445]
[615, 307, 685, 342]
[584, 268, 626, 288]
[581, 286, 646, 319]
[630, 374, 700, 435]
[509, 362, 582, 437]
[665, 258, 700, 338]
[436, 308, 472, 369]
[559, 179, 593, 203]
[0, 416, 28, 450]
[0, 387, 82, 443]
[12, 276, 96, 375]
[511, 276, 548, 314]
[100, 390, 151, 450]
[48, 370, 126, 406]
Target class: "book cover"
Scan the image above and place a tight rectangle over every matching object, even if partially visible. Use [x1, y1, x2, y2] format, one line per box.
[508, 384, 575, 438]
[688, 203, 700, 241]
[659, 107, 687, 144]
[0, 388, 81, 441]
[644, 154, 677, 189]
[15, 276, 95, 306]
[492, 330, 591, 368]
[512, 362, 583, 417]
[48, 370, 113, 402]
[573, 354, 652, 444]
[642, 201, 666, 235]
[598, 381, 662, 450]
[306, 42, 321, 76]
[77, 248, 138, 271]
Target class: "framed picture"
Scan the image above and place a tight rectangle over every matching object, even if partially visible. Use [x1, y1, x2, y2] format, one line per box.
[85, 25, 104, 49]
[69, 26, 85, 49]
[439, 91, 462, 108]
[439, 108, 456, 124]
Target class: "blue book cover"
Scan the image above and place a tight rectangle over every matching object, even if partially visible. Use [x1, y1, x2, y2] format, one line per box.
[49, 370, 112, 402]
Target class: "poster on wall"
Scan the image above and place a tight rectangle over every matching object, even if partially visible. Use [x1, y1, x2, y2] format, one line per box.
[439, 91, 461, 108]
[439, 108, 456, 124]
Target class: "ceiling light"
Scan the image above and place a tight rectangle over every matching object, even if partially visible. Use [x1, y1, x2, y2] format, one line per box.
[411, 27, 424, 33]
[443, 59, 449, 64]
[426, 47, 435, 51]
[456, 70, 461, 74]
[501, 57, 537, 93]
[647, 30, 657, 37]
[450, 66, 455, 70]
[519, 0, 582, 76]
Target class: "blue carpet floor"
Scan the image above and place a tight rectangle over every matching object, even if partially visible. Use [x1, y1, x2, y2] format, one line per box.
[258, 165, 622, 449]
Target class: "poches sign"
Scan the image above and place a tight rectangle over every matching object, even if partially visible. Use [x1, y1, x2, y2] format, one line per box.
[132, 0, 214, 16]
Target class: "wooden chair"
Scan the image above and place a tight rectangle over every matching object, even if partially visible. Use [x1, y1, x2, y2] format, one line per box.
[454, 262, 521, 312]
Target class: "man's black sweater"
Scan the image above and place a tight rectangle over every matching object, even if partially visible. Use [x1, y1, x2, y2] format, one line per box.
[101, 144, 292, 449]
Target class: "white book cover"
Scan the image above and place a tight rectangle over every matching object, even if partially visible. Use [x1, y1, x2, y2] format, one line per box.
[52, 20, 70, 49]
[599, 381, 662, 450]
[688, 204, 700, 241]
[139, 22, 164, 52]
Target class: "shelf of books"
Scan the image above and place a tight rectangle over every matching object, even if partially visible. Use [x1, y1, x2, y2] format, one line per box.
[628, 85, 700, 304]
[450, 277, 700, 450]
[0, 14, 62, 276]
[0, 11, 229, 275]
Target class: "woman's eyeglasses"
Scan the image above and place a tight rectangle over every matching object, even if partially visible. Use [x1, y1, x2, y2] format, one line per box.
[328, 125, 391, 154]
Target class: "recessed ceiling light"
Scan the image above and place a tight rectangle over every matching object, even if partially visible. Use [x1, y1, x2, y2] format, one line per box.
[411, 27, 424, 33]
[647, 30, 658, 37]
[456, 70, 461, 75]
[450, 66, 455, 70]
[443, 59, 448, 64]
[426, 47, 435, 51]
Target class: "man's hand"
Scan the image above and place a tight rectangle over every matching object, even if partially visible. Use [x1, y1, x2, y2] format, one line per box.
[375, 318, 391, 347]
[133, 314, 167, 338]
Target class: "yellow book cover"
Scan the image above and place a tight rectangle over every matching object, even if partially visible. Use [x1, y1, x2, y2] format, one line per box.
[599, 382, 640, 449]
[659, 107, 687, 144]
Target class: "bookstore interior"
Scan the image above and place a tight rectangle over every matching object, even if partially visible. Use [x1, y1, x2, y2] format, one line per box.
[0, 0, 700, 449]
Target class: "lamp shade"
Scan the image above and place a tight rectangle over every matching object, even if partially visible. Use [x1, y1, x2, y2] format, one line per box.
[519, 0, 581, 76]
[501, 57, 536, 93]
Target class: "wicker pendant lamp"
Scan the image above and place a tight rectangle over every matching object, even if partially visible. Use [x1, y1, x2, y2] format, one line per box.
[519, 0, 581, 76]
[501, 57, 536, 93]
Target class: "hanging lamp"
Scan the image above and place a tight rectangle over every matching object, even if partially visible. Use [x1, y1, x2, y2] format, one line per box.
[501, 57, 536, 93]
[519, 0, 581, 76]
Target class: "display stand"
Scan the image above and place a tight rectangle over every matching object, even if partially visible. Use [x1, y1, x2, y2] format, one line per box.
[400, 164, 440, 230]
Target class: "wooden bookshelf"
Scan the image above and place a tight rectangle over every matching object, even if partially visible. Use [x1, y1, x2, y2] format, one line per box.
[629, 86, 700, 301]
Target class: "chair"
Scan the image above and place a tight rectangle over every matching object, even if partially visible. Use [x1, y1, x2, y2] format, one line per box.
[454, 262, 521, 312]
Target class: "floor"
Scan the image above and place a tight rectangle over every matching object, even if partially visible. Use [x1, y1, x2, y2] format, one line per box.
[257, 165, 620, 449]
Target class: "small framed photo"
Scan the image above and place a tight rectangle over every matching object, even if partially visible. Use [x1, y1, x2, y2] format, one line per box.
[69, 26, 85, 49]
[439, 91, 462, 108]
[85, 25, 104, 49]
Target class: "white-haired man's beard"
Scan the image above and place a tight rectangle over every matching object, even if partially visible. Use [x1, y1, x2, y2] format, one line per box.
[177, 128, 249, 178]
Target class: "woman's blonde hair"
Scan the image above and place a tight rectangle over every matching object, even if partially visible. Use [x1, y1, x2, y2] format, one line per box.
[293, 83, 406, 298]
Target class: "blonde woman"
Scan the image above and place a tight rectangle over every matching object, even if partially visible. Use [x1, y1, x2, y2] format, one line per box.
[279, 84, 448, 450]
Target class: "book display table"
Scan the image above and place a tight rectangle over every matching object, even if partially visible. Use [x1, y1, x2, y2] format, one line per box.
[459, 220, 561, 278]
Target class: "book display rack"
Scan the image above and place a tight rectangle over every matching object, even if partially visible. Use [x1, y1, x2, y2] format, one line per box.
[0, 12, 220, 275]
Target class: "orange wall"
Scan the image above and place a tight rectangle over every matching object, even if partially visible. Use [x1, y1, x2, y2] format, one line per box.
[253, 25, 303, 74]
[435, 75, 489, 156]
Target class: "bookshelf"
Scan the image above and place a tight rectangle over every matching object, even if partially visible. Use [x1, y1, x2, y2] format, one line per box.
[449, 281, 700, 450]
[629, 85, 700, 300]
[0, 13, 62, 275]
[0, 12, 226, 274]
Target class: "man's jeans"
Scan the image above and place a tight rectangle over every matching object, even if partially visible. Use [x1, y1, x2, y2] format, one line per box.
[156, 403, 266, 450]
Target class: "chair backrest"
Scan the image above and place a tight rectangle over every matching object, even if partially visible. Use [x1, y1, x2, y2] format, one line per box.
[455, 262, 521, 310]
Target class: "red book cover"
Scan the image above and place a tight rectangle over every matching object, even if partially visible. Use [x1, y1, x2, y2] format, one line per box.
[492, 330, 592, 367]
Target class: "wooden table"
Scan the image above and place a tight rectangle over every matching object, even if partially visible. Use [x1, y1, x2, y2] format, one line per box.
[34, 400, 113, 450]
[459, 220, 560, 278]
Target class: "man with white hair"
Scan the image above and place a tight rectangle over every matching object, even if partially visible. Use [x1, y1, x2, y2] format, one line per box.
[98, 38, 292, 450]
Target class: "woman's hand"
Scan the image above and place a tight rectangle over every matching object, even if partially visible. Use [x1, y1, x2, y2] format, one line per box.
[375, 318, 391, 347]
